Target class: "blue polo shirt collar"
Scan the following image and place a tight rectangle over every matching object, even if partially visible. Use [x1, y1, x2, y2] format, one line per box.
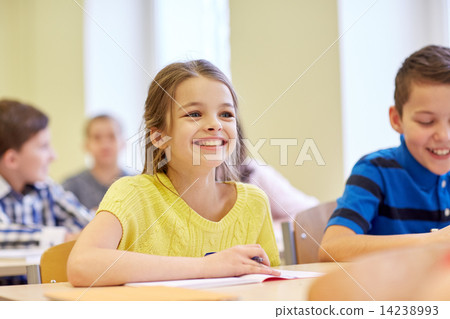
[394, 135, 446, 189]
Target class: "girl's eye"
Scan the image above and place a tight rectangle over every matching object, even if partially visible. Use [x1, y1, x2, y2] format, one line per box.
[220, 111, 234, 118]
[186, 112, 201, 118]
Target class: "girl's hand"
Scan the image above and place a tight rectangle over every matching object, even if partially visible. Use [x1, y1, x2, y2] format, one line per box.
[200, 244, 281, 278]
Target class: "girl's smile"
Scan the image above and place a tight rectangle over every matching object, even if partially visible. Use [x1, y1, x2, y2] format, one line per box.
[193, 137, 228, 149]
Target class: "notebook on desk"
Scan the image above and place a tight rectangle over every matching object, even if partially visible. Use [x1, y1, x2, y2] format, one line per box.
[126, 269, 323, 290]
[44, 286, 236, 301]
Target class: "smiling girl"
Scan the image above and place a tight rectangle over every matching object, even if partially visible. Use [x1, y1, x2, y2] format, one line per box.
[67, 60, 280, 286]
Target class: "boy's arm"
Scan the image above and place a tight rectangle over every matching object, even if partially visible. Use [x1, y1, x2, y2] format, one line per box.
[0, 205, 41, 248]
[0, 218, 81, 249]
[319, 225, 429, 261]
[321, 155, 411, 261]
[48, 181, 94, 232]
[0, 222, 41, 248]
[310, 242, 450, 300]
[0, 185, 90, 248]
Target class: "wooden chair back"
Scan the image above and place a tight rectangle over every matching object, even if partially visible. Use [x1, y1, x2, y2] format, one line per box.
[40, 240, 76, 283]
[282, 201, 336, 264]
[293, 201, 336, 264]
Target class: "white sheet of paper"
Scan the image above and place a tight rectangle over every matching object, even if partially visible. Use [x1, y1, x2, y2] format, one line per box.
[40, 226, 66, 250]
[126, 269, 323, 289]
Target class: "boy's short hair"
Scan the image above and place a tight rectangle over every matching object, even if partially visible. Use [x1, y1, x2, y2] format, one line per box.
[0, 99, 49, 157]
[394, 45, 450, 116]
[84, 114, 122, 138]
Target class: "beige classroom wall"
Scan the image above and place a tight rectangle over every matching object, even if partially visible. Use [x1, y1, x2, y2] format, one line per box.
[0, 0, 85, 183]
[0, 0, 344, 200]
[229, 0, 343, 202]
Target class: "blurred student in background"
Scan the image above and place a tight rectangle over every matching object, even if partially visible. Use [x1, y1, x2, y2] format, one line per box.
[239, 160, 319, 223]
[63, 115, 131, 211]
[0, 99, 91, 284]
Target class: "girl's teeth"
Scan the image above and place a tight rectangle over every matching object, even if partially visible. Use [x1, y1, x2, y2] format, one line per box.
[198, 140, 222, 146]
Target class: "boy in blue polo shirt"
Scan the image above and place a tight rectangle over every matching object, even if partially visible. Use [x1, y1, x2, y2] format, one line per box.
[320, 45, 450, 262]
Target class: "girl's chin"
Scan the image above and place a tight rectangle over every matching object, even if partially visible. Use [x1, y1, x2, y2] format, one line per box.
[195, 160, 224, 168]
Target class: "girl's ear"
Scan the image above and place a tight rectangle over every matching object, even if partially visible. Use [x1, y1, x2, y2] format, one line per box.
[389, 106, 404, 134]
[150, 127, 170, 149]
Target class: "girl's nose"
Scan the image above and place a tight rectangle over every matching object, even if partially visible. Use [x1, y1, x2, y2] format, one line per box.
[206, 117, 222, 131]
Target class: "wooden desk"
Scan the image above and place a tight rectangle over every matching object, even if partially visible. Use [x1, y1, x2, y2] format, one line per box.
[0, 249, 43, 284]
[0, 259, 30, 277]
[0, 260, 41, 284]
[207, 262, 343, 301]
[0, 262, 344, 301]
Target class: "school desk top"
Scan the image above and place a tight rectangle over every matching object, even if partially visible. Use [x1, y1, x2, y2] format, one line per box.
[0, 248, 42, 281]
[0, 263, 343, 301]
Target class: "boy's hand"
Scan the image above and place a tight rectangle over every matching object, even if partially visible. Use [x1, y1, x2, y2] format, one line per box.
[200, 244, 281, 278]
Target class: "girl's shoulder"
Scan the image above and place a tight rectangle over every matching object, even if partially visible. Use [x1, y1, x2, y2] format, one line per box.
[107, 174, 166, 197]
[100, 174, 177, 212]
[112, 174, 155, 187]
